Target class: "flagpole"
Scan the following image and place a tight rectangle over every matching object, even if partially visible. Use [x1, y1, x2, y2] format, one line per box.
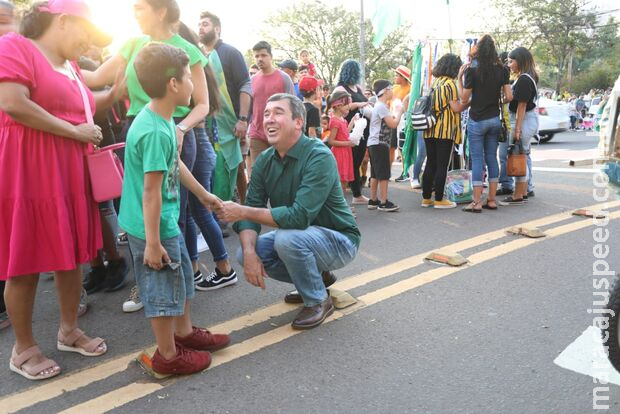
[360, 0, 366, 88]
[447, 0, 453, 53]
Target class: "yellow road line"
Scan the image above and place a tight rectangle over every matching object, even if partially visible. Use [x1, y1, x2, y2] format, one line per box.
[2, 200, 617, 414]
[57, 383, 163, 414]
[55, 206, 620, 414]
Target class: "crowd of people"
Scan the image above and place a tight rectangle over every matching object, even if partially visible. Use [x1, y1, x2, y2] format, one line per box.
[0, 0, 543, 379]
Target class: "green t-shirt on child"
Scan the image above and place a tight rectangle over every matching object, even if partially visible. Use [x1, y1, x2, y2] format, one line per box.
[120, 34, 207, 118]
[119, 107, 180, 241]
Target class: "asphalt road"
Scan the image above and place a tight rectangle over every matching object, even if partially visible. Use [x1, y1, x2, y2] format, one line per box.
[1, 130, 619, 414]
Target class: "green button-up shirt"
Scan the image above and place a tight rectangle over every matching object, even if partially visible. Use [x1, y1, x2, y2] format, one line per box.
[233, 135, 361, 248]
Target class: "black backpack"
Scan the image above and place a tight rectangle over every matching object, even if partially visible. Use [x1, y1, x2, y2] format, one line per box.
[410, 86, 437, 131]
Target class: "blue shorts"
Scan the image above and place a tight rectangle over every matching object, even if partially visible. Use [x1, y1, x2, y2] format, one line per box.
[127, 233, 195, 318]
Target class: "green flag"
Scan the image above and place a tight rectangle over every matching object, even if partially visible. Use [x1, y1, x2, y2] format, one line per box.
[371, 0, 402, 47]
[401, 44, 424, 175]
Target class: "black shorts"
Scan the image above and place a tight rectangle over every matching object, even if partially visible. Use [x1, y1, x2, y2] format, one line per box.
[368, 144, 391, 180]
[389, 129, 398, 148]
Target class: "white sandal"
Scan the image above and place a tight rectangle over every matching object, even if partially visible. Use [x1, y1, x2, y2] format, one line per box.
[57, 328, 107, 357]
[9, 345, 61, 380]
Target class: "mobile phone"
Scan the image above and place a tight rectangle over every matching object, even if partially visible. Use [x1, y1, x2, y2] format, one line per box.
[470, 58, 478, 68]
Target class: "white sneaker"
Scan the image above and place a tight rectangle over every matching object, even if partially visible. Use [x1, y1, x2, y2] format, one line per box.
[197, 232, 209, 253]
[410, 179, 422, 189]
[122, 285, 143, 313]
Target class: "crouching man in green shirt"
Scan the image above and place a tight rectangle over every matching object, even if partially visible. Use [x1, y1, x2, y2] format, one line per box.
[216, 94, 360, 330]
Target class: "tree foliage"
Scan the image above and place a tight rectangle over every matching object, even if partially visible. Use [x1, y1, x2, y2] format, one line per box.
[481, 0, 617, 93]
[262, 0, 412, 87]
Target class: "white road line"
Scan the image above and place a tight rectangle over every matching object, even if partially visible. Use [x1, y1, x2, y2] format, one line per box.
[532, 167, 603, 173]
[554, 326, 620, 386]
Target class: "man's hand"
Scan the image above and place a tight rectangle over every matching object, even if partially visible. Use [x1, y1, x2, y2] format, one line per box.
[243, 251, 267, 289]
[216, 200, 245, 222]
[144, 242, 171, 270]
[234, 120, 248, 139]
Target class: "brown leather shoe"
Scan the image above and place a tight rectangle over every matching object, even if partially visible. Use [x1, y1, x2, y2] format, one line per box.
[291, 297, 334, 330]
[284, 271, 337, 304]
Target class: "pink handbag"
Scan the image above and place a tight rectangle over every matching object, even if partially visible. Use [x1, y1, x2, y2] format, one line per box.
[69, 63, 125, 202]
[86, 143, 125, 202]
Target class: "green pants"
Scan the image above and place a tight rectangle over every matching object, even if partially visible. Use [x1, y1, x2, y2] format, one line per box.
[212, 150, 239, 201]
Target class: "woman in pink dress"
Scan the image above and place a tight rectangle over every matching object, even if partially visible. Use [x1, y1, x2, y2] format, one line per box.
[0, 0, 117, 380]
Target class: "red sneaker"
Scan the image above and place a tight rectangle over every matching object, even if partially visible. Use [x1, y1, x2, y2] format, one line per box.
[175, 326, 231, 352]
[151, 345, 211, 375]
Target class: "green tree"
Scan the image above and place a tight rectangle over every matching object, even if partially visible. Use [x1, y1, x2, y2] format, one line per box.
[262, 0, 412, 86]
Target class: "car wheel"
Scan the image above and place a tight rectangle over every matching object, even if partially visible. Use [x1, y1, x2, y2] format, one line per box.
[538, 133, 554, 143]
[603, 276, 620, 372]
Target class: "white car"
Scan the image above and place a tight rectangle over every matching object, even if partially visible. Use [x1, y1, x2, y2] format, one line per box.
[536, 97, 570, 143]
[588, 96, 602, 116]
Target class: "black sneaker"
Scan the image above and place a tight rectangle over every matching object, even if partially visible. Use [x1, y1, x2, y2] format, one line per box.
[195, 268, 238, 291]
[501, 196, 525, 206]
[527, 190, 535, 197]
[104, 257, 129, 292]
[378, 200, 400, 212]
[193, 270, 203, 284]
[367, 199, 380, 210]
[83, 266, 107, 295]
[395, 174, 410, 183]
[496, 187, 513, 196]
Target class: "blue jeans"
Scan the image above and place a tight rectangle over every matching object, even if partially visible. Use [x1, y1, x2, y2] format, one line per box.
[412, 132, 426, 180]
[468, 117, 501, 186]
[236, 227, 358, 307]
[188, 127, 228, 263]
[127, 233, 194, 318]
[499, 142, 534, 191]
[499, 111, 538, 188]
[176, 120, 197, 261]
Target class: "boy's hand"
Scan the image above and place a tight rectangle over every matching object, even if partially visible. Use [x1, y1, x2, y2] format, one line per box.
[202, 193, 224, 211]
[144, 242, 171, 270]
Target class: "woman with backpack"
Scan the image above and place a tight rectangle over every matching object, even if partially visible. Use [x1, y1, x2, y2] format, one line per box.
[420, 54, 469, 209]
[460, 35, 513, 212]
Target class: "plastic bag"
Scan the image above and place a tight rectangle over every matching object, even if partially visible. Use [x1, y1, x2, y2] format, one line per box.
[445, 169, 473, 204]
[349, 116, 367, 146]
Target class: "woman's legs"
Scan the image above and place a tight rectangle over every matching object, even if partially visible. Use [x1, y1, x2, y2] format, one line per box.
[5, 274, 38, 352]
[422, 138, 437, 200]
[55, 269, 106, 352]
[432, 139, 453, 202]
[349, 137, 368, 199]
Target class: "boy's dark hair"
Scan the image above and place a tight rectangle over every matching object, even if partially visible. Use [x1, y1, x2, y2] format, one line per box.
[253, 41, 272, 55]
[321, 115, 330, 122]
[299, 64, 308, 72]
[199, 11, 221, 30]
[134, 43, 190, 99]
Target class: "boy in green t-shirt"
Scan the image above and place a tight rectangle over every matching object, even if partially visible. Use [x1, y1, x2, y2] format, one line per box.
[118, 43, 229, 376]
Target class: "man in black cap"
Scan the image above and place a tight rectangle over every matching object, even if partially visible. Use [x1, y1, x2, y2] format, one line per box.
[278, 59, 301, 99]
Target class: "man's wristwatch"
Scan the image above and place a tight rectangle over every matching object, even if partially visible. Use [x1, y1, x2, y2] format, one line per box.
[238, 116, 249, 122]
[176, 123, 190, 134]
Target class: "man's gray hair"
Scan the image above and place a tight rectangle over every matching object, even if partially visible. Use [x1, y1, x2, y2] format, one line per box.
[267, 93, 306, 126]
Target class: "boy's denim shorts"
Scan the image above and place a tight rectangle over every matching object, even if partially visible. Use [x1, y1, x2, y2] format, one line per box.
[127, 233, 195, 318]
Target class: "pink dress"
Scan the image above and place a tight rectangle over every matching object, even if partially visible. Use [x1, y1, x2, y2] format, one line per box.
[0, 33, 102, 279]
[329, 116, 354, 182]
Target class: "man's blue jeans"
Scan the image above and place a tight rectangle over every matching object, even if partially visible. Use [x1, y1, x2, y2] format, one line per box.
[236, 226, 358, 307]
